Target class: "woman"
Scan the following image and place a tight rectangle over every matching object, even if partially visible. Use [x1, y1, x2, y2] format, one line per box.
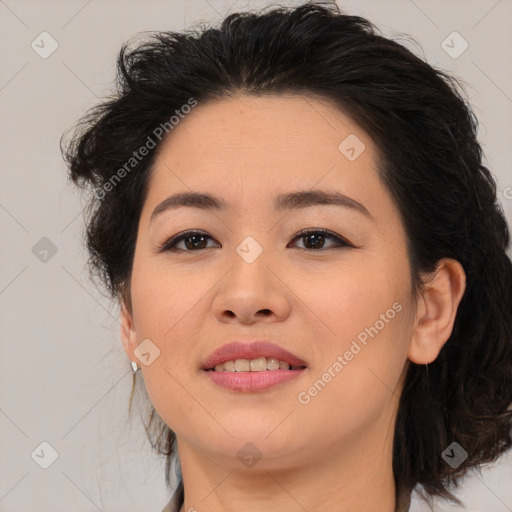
[61, 2, 512, 511]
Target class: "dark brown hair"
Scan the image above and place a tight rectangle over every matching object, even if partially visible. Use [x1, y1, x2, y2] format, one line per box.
[61, 1, 512, 507]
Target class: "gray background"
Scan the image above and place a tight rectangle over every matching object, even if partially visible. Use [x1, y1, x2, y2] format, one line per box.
[1, 0, 511, 511]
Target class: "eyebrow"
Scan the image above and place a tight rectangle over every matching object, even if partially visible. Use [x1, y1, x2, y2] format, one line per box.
[150, 189, 374, 222]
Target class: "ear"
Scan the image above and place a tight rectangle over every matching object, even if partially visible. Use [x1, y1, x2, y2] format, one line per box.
[408, 258, 466, 364]
[120, 300, 138, 362]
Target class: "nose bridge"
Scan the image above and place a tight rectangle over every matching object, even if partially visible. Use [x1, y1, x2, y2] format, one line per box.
[212, 231, 291, 323]
[235, 234, 266, 265]
[226, 233, 271, 292]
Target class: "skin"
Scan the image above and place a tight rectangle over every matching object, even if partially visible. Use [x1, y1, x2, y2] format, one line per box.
[120, 94, 466, 512]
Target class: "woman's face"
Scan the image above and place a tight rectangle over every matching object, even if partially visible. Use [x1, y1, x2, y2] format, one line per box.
[122, 94, 417, 470]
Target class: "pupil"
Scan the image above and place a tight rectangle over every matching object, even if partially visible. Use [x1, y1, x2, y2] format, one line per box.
[305, 233, 324, 249]
[186, 235, 207, 250]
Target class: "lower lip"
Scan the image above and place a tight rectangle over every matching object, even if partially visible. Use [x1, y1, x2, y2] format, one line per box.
[204, 368, 306, 392]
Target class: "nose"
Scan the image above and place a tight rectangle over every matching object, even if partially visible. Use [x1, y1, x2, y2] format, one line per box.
[212, 243, 292, 325]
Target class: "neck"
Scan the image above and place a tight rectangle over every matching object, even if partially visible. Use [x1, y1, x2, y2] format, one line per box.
[175, 426, 399, 512]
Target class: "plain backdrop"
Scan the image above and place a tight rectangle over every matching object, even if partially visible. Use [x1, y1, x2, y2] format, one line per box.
[1, 0, 511, 511]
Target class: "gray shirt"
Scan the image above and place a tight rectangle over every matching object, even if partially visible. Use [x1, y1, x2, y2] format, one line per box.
[161, 480, 183, 512]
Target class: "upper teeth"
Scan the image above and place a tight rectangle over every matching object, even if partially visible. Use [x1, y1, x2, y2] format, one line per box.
[213, 357, 301, 372]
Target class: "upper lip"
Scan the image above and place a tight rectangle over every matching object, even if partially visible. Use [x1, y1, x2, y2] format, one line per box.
[201, 341, 308, 370]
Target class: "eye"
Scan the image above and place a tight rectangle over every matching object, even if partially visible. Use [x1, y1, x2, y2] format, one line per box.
[157, 228, 353, 253]
[157, 230, 219, 253]
[288, 228, 353, 250]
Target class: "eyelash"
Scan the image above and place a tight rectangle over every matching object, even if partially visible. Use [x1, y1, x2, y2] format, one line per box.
[157, 228, 353, 253]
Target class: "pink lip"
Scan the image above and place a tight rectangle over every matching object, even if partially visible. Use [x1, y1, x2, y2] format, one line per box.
[201, 340, 308, 370]
[205, 368, 306, 392]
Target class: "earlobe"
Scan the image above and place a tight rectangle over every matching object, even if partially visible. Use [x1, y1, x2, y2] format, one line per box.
[408, 258, 466, 365]
[120, 301, 138, 360]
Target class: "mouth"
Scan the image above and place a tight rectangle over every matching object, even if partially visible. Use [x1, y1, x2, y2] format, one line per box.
[201, 341, 307, 392]
[201, 340, 308, 372]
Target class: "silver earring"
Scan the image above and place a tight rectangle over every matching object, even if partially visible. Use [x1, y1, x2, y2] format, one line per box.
[131, 361, 140, 373]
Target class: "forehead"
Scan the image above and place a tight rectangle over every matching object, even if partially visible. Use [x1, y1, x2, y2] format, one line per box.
[146, 94, 380, 205]
[157, 93, 366, 157]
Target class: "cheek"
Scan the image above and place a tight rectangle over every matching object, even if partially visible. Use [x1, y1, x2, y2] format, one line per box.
[129, 261, 206, 419]
[130, 256, 203, 337]
[301, 257, 405, 341]
[303, 258, 411, 398]
[299, 293, 410, 438]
